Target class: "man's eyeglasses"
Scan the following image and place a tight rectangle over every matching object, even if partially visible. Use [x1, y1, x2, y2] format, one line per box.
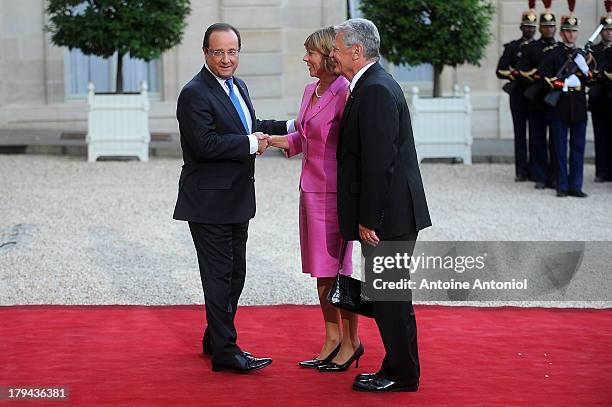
[207, 49, 240, 58]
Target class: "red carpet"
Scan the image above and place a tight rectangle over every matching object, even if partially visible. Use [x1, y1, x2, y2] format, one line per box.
[1, 305, 611, 406]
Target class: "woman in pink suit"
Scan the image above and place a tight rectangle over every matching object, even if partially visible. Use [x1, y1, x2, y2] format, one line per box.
[269, 27, 363, 372]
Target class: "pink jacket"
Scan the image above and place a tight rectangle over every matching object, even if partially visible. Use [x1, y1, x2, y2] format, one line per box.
[286, 75, 350, 192]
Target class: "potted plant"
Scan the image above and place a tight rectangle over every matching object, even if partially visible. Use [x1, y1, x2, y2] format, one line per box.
[46, 0, 191, 161]
[360, 0, 495, 163]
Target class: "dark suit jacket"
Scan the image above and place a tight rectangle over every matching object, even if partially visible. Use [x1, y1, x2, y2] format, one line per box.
[337, 63, 432, 240]
[173, 66, 288, 224]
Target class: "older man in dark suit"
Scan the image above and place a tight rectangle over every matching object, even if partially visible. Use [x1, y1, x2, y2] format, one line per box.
[330, 18, 432, 392]
[173, 23, 292, 373]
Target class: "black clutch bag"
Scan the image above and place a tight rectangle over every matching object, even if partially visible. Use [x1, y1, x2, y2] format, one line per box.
[327, 241, 374, 318]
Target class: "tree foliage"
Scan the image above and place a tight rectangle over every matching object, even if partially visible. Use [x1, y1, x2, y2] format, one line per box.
[46, 0, 191, 93]
[360, 0, 495, 96]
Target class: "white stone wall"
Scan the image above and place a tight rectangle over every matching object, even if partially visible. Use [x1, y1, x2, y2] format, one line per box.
[0, 0, 607, 139]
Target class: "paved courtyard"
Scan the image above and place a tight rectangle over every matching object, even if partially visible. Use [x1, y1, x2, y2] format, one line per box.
[1, 154, 611, 306]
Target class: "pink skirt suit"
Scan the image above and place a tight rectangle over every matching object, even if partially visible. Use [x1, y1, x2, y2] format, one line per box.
[285, 75, 353, 278]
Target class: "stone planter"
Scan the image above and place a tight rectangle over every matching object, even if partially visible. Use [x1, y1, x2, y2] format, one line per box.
[86, 81, 150, 162]
[406, 85, 472, 164]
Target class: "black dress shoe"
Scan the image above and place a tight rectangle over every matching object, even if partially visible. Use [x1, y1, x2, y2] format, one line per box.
[355, 372, 379, 381]
[317, 344, 364, 372]
[535, 182, 547, 189]
[212, 353, 272, 373]
[557, 191, 567, 197]
[568, 190, 588, 198]
[515, 175, 528, 182]
[352, 375, 419, 392]
[298, 344, 340, 368]
[202, 348, 251, 358]
[202, 330, 250, 357]
[594, 176, 606, 183]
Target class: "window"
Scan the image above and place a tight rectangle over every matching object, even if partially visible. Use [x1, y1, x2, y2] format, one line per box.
[348, 0, 433, 90]
[388, 64, 433, 84]
[63, 2, 161, 97]
[66, 49, 161, 96]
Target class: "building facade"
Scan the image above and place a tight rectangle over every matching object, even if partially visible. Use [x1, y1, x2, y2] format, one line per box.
[0, 0, 608, 140]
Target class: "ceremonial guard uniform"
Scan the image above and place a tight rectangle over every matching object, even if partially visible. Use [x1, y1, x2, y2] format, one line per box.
[496, 2, 537, 181]
[540, 3, 592, 197]
[589, 3, 612, 182]
[518, 1, 558, 188]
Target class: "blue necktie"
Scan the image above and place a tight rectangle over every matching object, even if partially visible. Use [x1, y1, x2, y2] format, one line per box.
[225, 78, 250, 134]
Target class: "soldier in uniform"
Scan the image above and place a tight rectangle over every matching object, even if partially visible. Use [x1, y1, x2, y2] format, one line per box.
[540, 1, 593, 197]
[589, 1, 612, 182]
[518, 0, 558, 189]
[496, 1, 538, 182]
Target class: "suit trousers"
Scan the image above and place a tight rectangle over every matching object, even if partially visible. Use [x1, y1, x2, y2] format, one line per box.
[371, 232, 420, 383]
[189, 222, 248, 364]
[510, 93, 530, 178]
[591, 109, 612, 180]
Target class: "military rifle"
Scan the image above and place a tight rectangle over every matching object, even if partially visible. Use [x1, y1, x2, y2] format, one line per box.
[502, 77, 520, 95]
[589, 70, 612, 99]
[544, 24, 604, 108]
[524, 79, 544, 100]
[502, 81, 516, 95]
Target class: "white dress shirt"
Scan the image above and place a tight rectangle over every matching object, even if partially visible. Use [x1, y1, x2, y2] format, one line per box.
[205, 64, 295, 154]
[349, 61, 376, 92]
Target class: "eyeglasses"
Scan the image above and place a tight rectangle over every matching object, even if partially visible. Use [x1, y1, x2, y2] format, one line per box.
[207, 49, 240, 58]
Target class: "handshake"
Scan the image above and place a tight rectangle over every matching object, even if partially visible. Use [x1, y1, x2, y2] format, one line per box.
[253, 132, 272, 155]
[252, 132, 289, 155]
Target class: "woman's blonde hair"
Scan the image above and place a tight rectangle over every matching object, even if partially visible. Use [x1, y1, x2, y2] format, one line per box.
[304, 26, 336, 74]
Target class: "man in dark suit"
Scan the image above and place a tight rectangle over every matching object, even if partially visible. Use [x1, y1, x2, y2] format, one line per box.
[173, 23, 291, 373]
[330, 18, 432, 392]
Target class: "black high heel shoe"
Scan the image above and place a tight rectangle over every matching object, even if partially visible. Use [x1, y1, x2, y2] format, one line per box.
[317, 343, 364, 372]
[298, 344, 341, 368]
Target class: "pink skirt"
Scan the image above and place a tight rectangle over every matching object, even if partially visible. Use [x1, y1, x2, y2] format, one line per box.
[299, 191, 352, 278]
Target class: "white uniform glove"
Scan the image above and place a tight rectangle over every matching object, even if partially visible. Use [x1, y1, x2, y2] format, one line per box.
[573, 54, 589, 75]
[563, 74, 581, 91]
